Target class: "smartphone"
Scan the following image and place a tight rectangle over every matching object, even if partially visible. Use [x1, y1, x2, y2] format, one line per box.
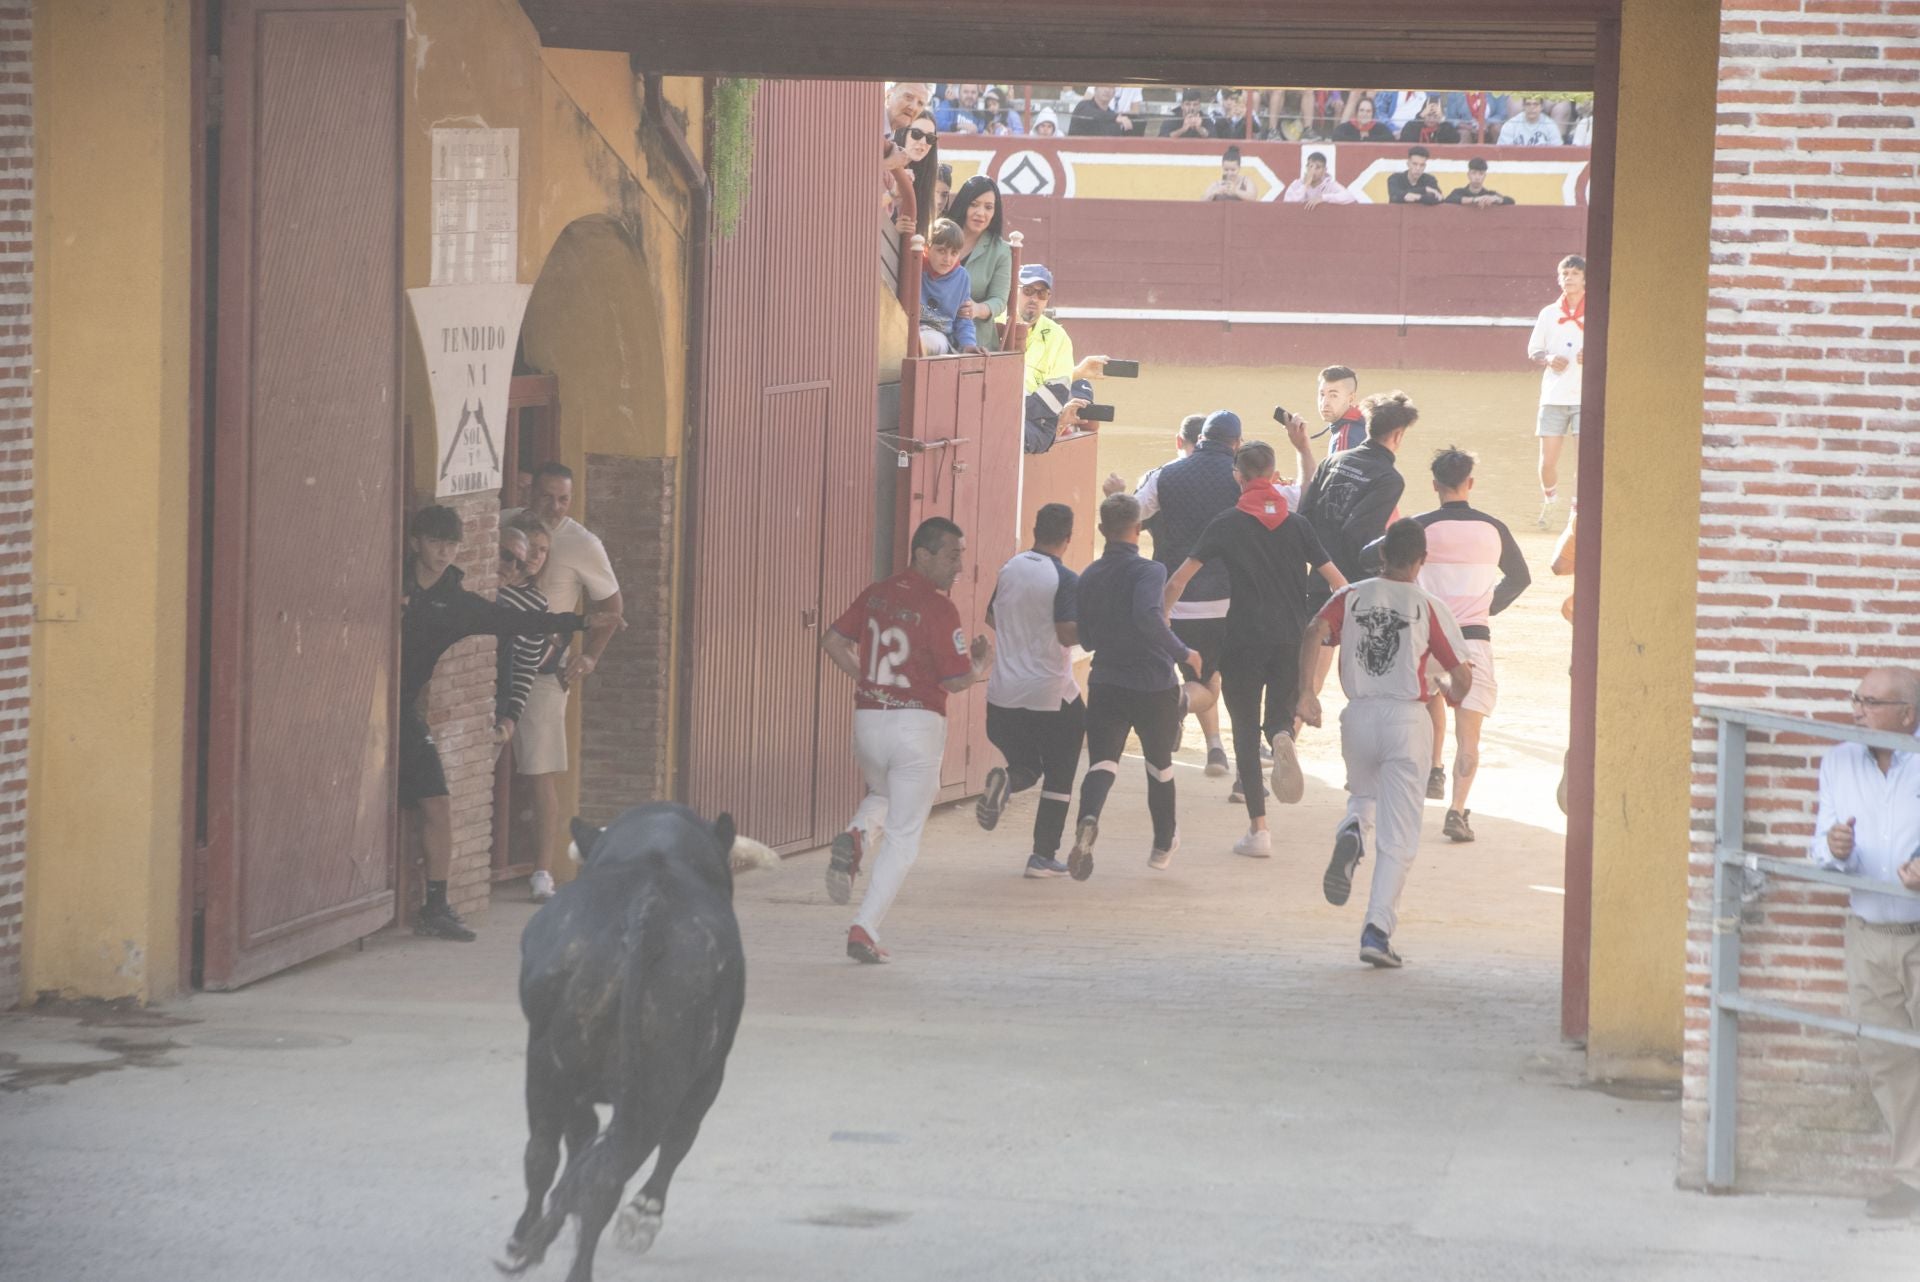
[1103, 359, 1140, 379]
[1271, 405, 1292, 424]
[1079, 404, 1117, 422]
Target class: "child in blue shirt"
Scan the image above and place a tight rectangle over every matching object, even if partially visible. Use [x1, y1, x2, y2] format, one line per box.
[919, 218, 978, 355]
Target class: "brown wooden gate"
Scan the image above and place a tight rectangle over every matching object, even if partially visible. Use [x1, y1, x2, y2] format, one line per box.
[684, 80, 881, 852]
[201, 0, 406, 988]
[894, 352, 1025, 804]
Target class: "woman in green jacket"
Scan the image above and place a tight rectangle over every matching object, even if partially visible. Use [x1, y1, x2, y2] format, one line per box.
[949, 174, 1010, 351]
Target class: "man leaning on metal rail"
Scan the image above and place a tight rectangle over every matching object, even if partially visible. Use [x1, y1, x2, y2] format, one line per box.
[1810, 664, 1920, 1219]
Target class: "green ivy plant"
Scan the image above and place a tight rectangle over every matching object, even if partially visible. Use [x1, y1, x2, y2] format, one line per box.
[711, 78, 760, 239]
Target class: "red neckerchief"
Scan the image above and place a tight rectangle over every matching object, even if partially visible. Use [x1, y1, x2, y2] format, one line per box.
[1236, 479, 1290, 531]
[1418, 123, 1443, 143]
[1558, 291, 1586, 331]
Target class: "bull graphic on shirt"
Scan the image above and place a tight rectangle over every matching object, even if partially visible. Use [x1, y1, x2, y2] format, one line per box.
[1353, 605, 1410, 677]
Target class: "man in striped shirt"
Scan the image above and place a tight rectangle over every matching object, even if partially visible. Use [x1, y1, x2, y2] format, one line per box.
[1364, 448, 1530, 842]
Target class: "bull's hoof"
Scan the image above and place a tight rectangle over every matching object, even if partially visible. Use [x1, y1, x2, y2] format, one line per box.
[614, 1198, 664, 1254]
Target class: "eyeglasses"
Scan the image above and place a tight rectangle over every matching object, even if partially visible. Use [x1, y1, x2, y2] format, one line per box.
[1851, 693, 1915, 709]
[907, 127, 936, 143]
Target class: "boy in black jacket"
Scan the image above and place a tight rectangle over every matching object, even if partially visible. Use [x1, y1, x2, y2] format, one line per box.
[401, 505, 605, 940]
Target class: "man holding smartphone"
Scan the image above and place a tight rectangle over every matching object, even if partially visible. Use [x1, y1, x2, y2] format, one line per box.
[1010, 262, 1113, 452]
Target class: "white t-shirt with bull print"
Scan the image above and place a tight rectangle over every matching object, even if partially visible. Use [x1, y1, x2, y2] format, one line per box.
[1317, 577, 1467, 705]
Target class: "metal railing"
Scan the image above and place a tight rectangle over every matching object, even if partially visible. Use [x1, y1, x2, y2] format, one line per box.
[1701, 703, 1920, 1191]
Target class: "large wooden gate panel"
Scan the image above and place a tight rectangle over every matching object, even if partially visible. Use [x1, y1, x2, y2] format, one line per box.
[688, 79, 879, 851]
[203, 0, 405, 988]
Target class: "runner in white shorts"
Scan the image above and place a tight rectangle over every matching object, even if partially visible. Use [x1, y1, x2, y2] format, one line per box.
[1526, 254, 1585, 529]
[1366, 446, 1532, 843]
[1299, 519, 1472, 970]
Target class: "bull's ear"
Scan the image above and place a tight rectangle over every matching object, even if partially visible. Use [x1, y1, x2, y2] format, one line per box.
[711, 812, 737, 854]
[569, 817, 605, 865]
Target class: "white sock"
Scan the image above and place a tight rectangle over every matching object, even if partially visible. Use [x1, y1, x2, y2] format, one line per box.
[1206, 733, 1224, 751]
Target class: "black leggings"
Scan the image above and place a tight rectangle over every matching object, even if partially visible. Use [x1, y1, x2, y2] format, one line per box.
[1077, 683, 1180, 850]
[1219, 643, 1299, 821]
[985, 698, 1087, 858]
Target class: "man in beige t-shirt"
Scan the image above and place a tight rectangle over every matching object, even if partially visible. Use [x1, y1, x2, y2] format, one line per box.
[513, 462, 623, 900]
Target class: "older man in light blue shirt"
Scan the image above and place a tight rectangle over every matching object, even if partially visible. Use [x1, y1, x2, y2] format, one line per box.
[1810, 664, 1920, 1218]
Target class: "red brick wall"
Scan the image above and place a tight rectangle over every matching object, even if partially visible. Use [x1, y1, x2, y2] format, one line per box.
[578, 454, 674, 824]
[0, 4, 30, 1010]
[1683, 1, 1920, 1192]
[415, 492, 501, 922]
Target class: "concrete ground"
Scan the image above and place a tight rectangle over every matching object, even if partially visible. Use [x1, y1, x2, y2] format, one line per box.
[3, 753, 1913, 1279]
[1, 366, 1906, 1278]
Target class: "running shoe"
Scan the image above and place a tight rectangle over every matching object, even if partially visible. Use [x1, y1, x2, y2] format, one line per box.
[976, 767, 1009, 831]
[1323, 824, 1364, 907]
[1232, 828, 1272, 859]
[1228, 778, 1269, 806]
[1205, 746, 1232, 777]
[529, 870, 556, 902]
[414, 902, 477, 942]
[826, 829, 863, 906]
[846, 925, 890, 964]
[1270, 732, 1305, 805]
[1024, 854, 1070, 879]
[1443, 809, 1475, 843]
[1426, 767, 1447, 801]
[1067, 815, 1099, 882]
[1359, 924, 1403, 969]
[1147, 830, 1179, 871]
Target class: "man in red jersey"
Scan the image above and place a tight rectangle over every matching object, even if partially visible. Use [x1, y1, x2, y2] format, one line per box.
[821, 517, 994, 963]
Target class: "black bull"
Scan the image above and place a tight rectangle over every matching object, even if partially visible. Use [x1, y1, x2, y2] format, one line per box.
[499, 802, 765, 1282]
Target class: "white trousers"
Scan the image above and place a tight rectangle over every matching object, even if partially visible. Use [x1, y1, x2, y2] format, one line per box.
[849, 708, 948, 939]
[1339, 700, 1433, 938]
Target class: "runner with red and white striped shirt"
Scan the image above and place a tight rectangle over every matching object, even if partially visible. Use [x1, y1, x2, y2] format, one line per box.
[1299, 519, 1472, 969]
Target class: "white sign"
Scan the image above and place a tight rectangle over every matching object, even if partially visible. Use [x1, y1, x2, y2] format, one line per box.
[408, 284, 534, 498]
[430, 128, 518, 286]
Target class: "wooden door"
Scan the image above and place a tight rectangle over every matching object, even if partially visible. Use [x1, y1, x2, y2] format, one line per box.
[895, 352, 1025, 804]
[751, 385, 831, 846]
[201, 0, 405, 988]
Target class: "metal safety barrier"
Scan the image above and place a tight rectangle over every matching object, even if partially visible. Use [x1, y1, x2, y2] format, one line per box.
[1701, 703, 1920, 1191]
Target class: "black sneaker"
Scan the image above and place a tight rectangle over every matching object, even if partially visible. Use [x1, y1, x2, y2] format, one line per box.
[1204, 747, 1231, 777]
[1228, 779, 1268, 806]
[1323, 825, 1364, 907]
[1359, 924, 1403, 969]
[1426, 767, 1447, 801]
[1443, 809, 1475, 843]
[825, 829, 862, 906]
[414, 902, 476, 942]
[1067, 815, 1099, 882]
[976, 767, 1009, 831]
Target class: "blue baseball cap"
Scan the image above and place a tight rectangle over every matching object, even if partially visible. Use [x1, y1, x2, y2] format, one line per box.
[1019, 263, 1054, 290]
[1201, 409, 1242, 441]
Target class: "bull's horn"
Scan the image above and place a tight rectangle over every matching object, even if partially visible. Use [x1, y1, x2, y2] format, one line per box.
[729, 836, 779, 874]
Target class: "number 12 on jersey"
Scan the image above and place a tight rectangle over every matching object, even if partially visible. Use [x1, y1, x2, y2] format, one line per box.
[865, 618, 912, 688]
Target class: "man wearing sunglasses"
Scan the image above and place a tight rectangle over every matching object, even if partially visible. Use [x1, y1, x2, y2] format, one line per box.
[1810, 666, 1920, 1218]
[1006, 263, 1107, 453]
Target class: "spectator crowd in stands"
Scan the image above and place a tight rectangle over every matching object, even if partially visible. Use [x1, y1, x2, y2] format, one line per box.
[923, 84, 1595, 146]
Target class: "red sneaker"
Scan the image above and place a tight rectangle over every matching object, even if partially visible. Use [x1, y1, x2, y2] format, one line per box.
[846, 925, 890, 964]
[826, 829, 863, 906]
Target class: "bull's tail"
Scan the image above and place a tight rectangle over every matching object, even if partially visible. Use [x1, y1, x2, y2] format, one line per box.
[729, 835, 779, 875]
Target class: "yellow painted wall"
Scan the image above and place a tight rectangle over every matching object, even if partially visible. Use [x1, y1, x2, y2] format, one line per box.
[1584, 0, 1721, 1079]
[403, 1, 701, 875]
[25, 0, 192, 1001]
